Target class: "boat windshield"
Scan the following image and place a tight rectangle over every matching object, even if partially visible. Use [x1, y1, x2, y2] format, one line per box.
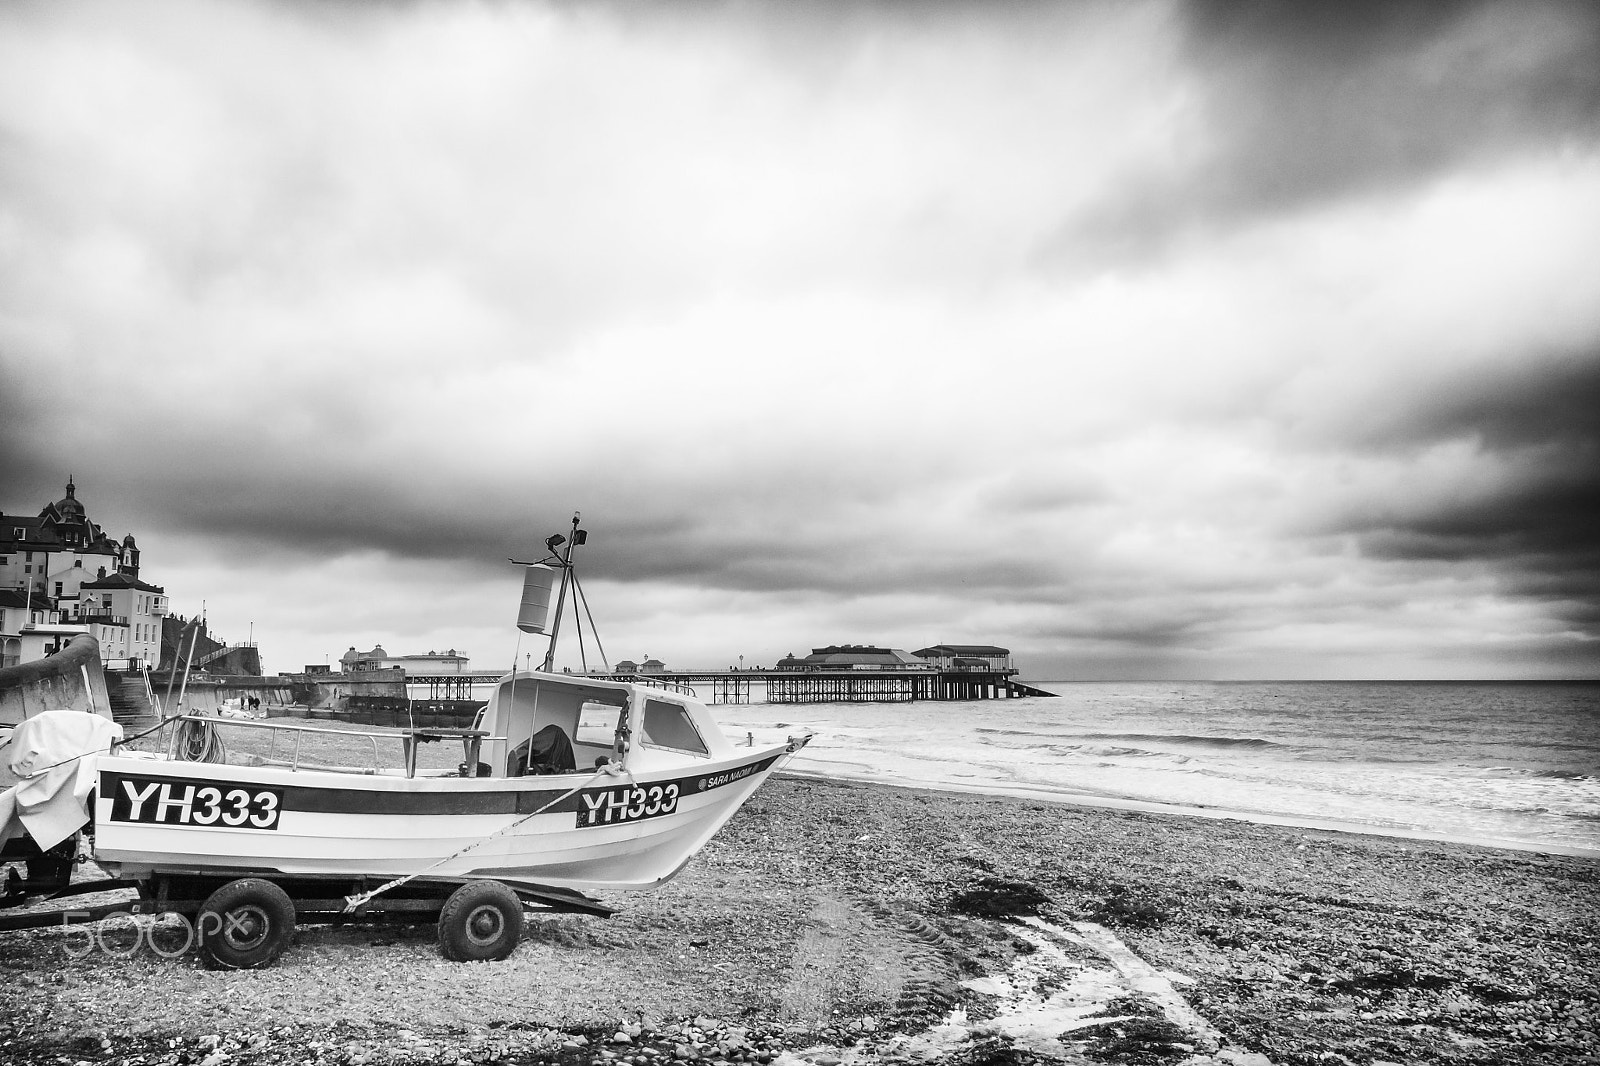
[575, 701, 624, 747]
[485, 677, 631, 775]
[639, 698, 709, 756]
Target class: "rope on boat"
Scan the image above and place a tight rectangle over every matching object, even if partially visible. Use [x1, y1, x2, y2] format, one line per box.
[340, 765, 624, 914]
[168, 716, 226, 763]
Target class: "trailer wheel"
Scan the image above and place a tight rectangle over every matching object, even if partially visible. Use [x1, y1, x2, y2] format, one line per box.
[197, 878, 296, 970]
[438, 881, 524, 962]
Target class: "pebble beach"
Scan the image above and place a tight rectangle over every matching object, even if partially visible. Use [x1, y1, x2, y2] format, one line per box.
[1, 773, 1597, 1066]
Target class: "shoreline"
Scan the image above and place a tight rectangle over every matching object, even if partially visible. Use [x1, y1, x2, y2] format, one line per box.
[1, 772, 1596, 1065]
[717, 684, 1600, 863]
[782, 767, 1600, 859]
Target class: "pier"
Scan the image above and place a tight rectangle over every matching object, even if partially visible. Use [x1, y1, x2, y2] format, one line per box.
[402, 668, 1055, 705]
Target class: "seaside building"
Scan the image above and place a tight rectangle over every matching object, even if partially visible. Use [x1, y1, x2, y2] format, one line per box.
[339, 646, 470, 676]
[75, 572, 169, 669]
[797, 645, 934, 670]
[341, 645, 388, 672]
[0, 478, 141, 599]
[612, 657, 667, 674]
[2, 621, 92, 667]
[0, 479, 168, 669]
[913, 644, 1013, 671]
[0, 589, 66, 668]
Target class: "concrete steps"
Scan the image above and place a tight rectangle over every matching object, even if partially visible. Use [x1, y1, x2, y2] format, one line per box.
[104, 674, 157, 730]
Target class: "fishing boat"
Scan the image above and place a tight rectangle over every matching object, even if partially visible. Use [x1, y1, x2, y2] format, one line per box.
[1, 515, 811, 968]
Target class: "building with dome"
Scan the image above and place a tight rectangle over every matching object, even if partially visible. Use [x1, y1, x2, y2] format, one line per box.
[339, 645, 470, 675]
[1, 478, 142, 597]
[1, 478, 165, 668]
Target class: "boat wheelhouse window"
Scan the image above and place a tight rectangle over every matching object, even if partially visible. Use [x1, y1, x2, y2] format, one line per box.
[640, 699, 709, 756]
[574, 701, 625, 747]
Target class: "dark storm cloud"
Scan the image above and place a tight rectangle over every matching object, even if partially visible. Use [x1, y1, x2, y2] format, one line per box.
[1055, 0, 1600, 264]
[1322, 351, 1600, 631]
[0, 419, 1066, 602]
[1389, 350, 1600, 455]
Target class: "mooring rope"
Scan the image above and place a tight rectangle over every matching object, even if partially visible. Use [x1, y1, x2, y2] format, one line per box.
[340, 764, 625, 913]
[167, 716, 226, 763]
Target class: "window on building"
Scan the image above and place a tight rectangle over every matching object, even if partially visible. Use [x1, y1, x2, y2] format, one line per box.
[54, 583, 62, 595]
[73, 559, 82, 568]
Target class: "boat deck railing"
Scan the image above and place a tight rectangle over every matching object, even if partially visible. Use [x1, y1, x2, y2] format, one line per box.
[612, 673, 698, 697]
[158, 713, 504, 779]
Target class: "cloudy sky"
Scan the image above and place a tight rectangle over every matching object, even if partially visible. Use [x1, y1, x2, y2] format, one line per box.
[3, 0, 1598, 681]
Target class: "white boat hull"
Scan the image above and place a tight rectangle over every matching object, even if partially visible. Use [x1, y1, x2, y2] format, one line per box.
[91, 743, 797, 893]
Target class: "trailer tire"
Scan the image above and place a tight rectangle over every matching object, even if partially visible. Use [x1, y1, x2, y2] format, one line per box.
[197, 878, 296, 970]
[438, 881, 524, 962]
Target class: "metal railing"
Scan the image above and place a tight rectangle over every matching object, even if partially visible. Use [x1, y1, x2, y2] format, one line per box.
[78, 612, 128, 625]
[157, 712, 504, 779]
[612, 673, 699, 697]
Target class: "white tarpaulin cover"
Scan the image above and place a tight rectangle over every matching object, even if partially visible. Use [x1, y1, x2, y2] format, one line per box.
[0, 710, 123, 851]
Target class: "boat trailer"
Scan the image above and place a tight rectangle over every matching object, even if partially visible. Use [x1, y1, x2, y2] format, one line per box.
[1, 834, 615, 969]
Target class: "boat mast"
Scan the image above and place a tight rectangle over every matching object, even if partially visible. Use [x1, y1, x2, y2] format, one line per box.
[540, 512, 585, 672]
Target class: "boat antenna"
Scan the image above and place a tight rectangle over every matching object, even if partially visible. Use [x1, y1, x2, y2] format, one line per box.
[510, 512, 593, 673]
[540, 512, 584, 672]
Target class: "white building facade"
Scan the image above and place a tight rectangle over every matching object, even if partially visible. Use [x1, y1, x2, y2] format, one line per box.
[77, 574, 169, 669]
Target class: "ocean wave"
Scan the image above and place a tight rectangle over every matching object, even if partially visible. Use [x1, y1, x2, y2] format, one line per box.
[1476, 766, 1595, 782]
[1058, 743, 1196, 765]
[1070, 732, 1284, 751]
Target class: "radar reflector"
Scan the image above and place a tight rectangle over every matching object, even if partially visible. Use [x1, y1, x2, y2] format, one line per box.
[516, 564, 557, 634]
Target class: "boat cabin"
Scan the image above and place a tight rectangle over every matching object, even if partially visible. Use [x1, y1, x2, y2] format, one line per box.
[477, 673, 736, 779]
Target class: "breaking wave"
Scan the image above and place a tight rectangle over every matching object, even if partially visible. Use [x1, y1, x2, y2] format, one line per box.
[1070, 732, 1283, 750]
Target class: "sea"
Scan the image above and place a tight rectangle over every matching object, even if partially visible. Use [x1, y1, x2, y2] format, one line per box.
[708, 681, 1600, 857]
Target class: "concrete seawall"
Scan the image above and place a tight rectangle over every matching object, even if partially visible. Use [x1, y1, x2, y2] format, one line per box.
[138, 670, 406, 716]
[0, 635, 113, 727]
